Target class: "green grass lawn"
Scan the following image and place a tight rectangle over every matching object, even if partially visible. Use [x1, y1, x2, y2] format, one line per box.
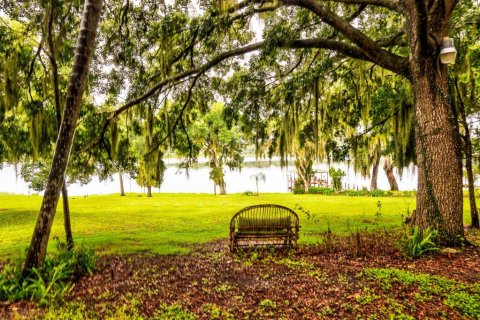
[0, 193, 475, 259]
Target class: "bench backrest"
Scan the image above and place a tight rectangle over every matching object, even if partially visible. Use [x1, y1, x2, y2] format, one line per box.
[230, 204, 299, 234]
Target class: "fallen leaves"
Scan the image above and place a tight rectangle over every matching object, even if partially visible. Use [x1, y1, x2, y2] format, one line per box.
[1, 234, 479, 319]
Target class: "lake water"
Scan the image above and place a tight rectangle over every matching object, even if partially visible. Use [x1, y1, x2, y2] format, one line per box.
[0, 159, 418, 196]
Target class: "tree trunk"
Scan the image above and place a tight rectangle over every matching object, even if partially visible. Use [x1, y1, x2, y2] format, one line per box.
[464, 134, 479, 227]
[410, 58, 464, 245]
[119, 170, 125, 196]
[370, 145, 381, 191]
[61, 184, 74, 250]
[256, 180, 259, 196]
[454, 78, 479, 228]
[383, 158, 399, 191]
[23, 0, 103, 272]
[147, 185, 152, 197]
[48, 1, 74, 251]
[219, 180, 227, 195]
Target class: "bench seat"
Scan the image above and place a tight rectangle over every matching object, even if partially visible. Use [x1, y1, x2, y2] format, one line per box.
[229, 204, 299, 252]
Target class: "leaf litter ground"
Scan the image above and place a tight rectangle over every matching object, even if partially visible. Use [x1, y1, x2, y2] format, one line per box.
[1, 229, 480, 319]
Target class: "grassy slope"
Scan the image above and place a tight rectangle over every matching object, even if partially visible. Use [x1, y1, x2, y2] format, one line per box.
[0, 193, 474, 259]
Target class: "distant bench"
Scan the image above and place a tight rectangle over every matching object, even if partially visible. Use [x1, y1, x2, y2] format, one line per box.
[229, 204, 299, 252]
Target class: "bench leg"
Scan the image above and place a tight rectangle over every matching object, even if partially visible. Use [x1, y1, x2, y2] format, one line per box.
[230, 233, 238, 253]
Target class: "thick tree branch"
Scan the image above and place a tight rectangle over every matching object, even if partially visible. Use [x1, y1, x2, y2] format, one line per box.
[112, 36, 410, 122]
[109, 42, 264, 121]
[288, 39, 408, 76]
[414, 0, 429, 49]
[86, 35, 408, 154]
[375, 30, 406, 47]
[322, 0, 402, 12]
[282, 0, 409, 77]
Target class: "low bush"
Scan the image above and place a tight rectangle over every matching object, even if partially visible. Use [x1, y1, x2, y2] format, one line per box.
[370, 189, 386, 197]
[308, 187, 335, 195]
[342, 190, 369, 197]
[0, 241, 96, 305]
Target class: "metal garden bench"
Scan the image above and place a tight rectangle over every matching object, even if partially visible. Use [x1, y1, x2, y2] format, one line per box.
[229, 204, 299, 252]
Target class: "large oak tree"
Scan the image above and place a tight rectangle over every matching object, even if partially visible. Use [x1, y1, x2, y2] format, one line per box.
[18, 0, 470, 271]
[104, 0, 463, 244]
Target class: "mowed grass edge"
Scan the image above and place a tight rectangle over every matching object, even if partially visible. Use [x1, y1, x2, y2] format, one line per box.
[0, 193, 475, 259]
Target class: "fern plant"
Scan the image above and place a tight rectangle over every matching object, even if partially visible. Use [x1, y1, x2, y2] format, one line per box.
[0, 241, 96, 305]
[400, 226, 440, 258]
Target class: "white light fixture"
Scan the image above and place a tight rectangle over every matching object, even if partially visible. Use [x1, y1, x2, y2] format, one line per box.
[439, 37, 457, 64]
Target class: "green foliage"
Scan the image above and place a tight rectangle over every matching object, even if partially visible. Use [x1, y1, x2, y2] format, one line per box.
[370, 189, 386, 197]
[444, 291, 480, 318]
[329, 167, 345, 191]
[398, 226, 440, 259]
[155, 303, 198, 320]
[52, 240, 97, 280]
[364, 268, 480, 318]
[201, 303, 233, 319]
[355, 286, 380, 305]
[186, 102, 245, 194]
[304, 188, 414, 197]
[41, 301, 197, 320]
[308, 187, 335, 195]
[259, 298, 277, 309]
[342, 190, 370, 197]
[42, 302, 88, 319]
[292, 179, 305, 194]
[0, 241, 96, 305]
[292, 188, 305, 194]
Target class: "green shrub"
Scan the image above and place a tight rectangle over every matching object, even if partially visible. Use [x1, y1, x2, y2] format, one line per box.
[343, 190, 369, 197]
[293, 188, 305, 194]
[398, 226, 439, 259]
[370, 189, 386, 197]
[308, 187, 335, 195]
[0, 241, 97, 305]
[0, 261, 74, 305]
[243, 190, 255, 196]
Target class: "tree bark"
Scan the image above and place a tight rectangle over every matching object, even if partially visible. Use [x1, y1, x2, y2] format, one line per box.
[48, 1, 74, 251]
[454, 78, 479, 227]
[61, 184, 74, 250]
[383, 158, 399, 191]
[370, 144, 381, 191]
[410, 60, 464, 245]
[147, 185, 152, 197]
[404, 0, 464, 246]
[23, 0, 103, 271]
[219, 180, 227, 195]
[119, 170, 125, 196]
[464, 134, 479, 227]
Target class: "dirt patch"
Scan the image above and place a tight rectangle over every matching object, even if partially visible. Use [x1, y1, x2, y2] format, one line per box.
[1, 234, 480, 319]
